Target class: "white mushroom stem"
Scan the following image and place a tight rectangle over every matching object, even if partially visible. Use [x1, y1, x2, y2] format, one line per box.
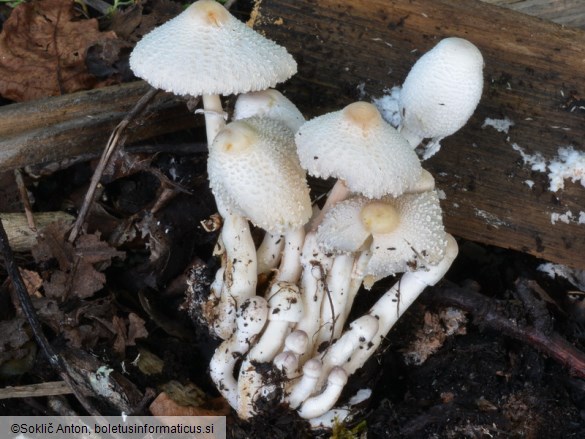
[202, 94, 227, 144]
[308, 180, 350, 231]
[313, 253, 355, 352]
[295, 232, 334, 364]
[315, 314, 379, 390]
[209, 296, 268, 408]
[344, 234, 459, 376]
[287, 359, 323, 409]
[341, 249, 373, 325]
[212, 208, 258, 338]
[273, 352, 299, 379]
[237, 282, 303, 419]
[257, 232, 284, 276]
[275, 226, 305, 283]
[307, 388, 372, 429]
[297, 367, 348, 419]
[220, 207, 258, 300]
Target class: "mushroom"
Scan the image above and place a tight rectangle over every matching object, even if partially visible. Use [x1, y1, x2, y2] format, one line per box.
[297, 367, 348, 419]
[398, 37, 484, 158]
[295, 101, 423, 229]
[317, 190, 448, 281]
[129, 0, 297, 144]
[207, 117, 311, 336]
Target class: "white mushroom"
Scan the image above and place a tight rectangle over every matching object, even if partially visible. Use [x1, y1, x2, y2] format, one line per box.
[399, 37, 484, 157]
[207, 117, 311, 337]
[287, 358, 323, 409]
[295, 101, 423, 229]
[297, 367, 348, 419]
[129, 0, 297, 143]
[317, 191, 448, 281]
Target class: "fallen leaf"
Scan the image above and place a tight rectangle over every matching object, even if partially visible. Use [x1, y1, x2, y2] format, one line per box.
[32, 222, 125, 299]
[149, 391, 230, 417]
[0, 0, 118, 101]
[127, 312, 148, 345]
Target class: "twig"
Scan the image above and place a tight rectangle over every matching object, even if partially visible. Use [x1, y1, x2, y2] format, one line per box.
[68, 87, 160, 243]
[432, 281, 585, 379]
[0, 218, 102, 415]
[0, 381, 72, 400]
[13, 169, 36, 231]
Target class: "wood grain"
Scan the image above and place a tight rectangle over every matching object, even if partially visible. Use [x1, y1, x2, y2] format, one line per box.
[483, 0, 585, 29]
[256, 0, 585, 269]
[0, 81, 197, 173]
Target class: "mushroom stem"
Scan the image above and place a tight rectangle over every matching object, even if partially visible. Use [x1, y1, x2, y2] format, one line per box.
[257, 232, 285, 277]
[220, 209, 258, 301]
[343, 234, 459, 376]
[398, 125, 424, 149]
[297, 367, 348, 419]
[276, 226, 305, 283]
[209, 296, 268, 408]
[313, 253, 355, 352]
[315, 314, 378, 390]
[202, 94, 227, 144]
[287, 359, 323, 409]
[295, 232, 334, 364]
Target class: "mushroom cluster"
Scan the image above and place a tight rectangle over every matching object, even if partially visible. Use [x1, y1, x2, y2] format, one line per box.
[129, 0, 483, 428]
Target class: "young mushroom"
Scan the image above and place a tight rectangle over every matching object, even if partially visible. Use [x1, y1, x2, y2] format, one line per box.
[398, 37, 484, 158]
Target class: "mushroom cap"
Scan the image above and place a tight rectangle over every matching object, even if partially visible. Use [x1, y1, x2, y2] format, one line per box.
[295, 102, 422, 198]
[317, 191, 448, 277]
[399, 37, 484, 141]
[129, 0, 297, 96]
[208, 117, 312, 233]
[234, 89, 306, 133]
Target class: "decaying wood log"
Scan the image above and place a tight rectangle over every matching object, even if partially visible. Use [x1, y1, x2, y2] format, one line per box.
[256, 0, 585, 270]
[483, 0, 585, 29]
[0, 81, 198, 173]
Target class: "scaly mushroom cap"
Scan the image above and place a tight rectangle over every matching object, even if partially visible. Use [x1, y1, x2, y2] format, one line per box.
[234, 89, 306, 133]
[129, 0, 297, 96]
[317, 191, 448, 277]
[399, 37, 484, 143]
[295, 102, 422, 198]
[208, 117, 312, 233]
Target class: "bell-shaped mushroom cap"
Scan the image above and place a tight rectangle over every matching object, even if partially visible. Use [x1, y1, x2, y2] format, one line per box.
[208, 117, 312, 233]
[399, 37, 484, 145]
[129, 0, 297, 96]
[295, 102, 422, 198]
[316, 191, 448, 277]
[234, 89, 306, 133]
[367, 191, 448, 277]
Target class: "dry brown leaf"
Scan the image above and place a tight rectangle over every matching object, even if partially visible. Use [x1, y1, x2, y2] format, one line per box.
[149, 391, 230, 417]
[32, 222, 125, 299]
[0, 0, 117, 101]
[127, 312, 148, 345]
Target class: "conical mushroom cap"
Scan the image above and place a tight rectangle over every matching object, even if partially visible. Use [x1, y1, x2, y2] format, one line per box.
[295, 102, 422, 198]
[316, 191, 448, 277]
[399, 37, 484, 142]
[366, 191, 448, 277]
[129, 0, 297, 96]
[208, 117, 312, 233]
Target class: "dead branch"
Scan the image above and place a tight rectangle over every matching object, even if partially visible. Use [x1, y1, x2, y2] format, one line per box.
[0, 81, 197, 173]
[432, 280, 585, 379]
